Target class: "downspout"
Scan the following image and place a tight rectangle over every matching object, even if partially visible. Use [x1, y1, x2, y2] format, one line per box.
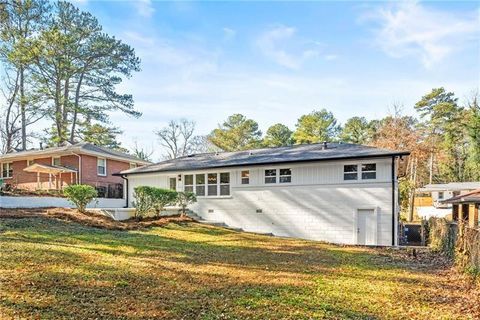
[71, 152, 82, 184]
[391, 156, 396, 246]
[120, 174, 129, 208]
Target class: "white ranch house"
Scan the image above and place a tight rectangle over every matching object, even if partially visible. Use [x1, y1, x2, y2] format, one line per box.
[118, 143, 409, 246]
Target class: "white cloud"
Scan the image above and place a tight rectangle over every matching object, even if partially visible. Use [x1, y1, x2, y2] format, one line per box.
[364, 1, 479, 68]
[256, 25, 322, 69]
[134, 0, 155, 18]
[223, 27, 236, 40]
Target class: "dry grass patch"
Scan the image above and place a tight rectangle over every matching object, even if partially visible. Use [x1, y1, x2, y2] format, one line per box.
[0, 213, 478, 319]
[0, 207, 192, 230]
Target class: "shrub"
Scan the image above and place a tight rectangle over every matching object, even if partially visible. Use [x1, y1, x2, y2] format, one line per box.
[151, 188, 178, 217]
[133, 186, 155, 219]
[176, 191, 197, 216]
[133, 186, 178, 218]
[63, 184, 98, 213]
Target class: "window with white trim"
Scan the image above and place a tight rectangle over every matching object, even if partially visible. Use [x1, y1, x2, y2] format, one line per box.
[27, 159, 35, 166]
[265, 169, 276, 184]
[52, 157, 61, 166]
[183, 172, 230, 197]
[207, 173, 218, 196]
[184, 175, 194, 193]
[1, 162, 13, 178]
[241, 170, 250, 185]
[279, 168, 292, 183]
[343, 165, 358, 180]
[220, 172, 230, 195]
[195, 174, 205, 196]
[97, 158, 106, 176]
[361, 163, 376, 180]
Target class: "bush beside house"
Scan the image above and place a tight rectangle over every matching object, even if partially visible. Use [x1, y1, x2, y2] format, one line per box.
[133, 186, 193, 219]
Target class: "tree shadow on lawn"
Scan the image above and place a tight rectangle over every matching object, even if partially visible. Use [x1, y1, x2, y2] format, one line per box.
[0, 217, 475, 319]
[0, 218, 457, 285]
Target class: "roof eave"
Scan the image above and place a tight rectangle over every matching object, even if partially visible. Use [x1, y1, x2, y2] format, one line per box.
[120, 151, 410, 176]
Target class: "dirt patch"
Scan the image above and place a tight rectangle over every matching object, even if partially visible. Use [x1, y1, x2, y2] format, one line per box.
[0, 207, 193, 230]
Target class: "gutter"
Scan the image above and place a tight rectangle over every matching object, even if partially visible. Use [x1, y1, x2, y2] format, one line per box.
[391, 156, 396, 246]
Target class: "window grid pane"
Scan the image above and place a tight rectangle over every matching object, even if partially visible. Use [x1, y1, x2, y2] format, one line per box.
[220, 185, 230, 196]
[184, 175, 193, 185]
[220, 172, 230, 184]
[208, 173, 217, 184]
[2, 163, 12, 178]
[279, 168, 291, 183]
[361, 163, 376, 180]
[265, 169, 276, 184]
[241, 170, 250, 185]
[362, 172, 376, 179]
[97, 158, 106, 175]
[344, 165, 357, 173]
[196, 185, 205, 196]
[208, 185, 218, 196]
[196, 174, 205, 185]
[344, 173, 358, 180]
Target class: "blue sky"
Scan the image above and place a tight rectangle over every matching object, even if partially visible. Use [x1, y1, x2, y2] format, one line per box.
[72, 0, 479, 160]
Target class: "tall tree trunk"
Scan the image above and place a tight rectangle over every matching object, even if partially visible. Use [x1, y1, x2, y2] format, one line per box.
[429, 152, 434, 184]
[4, 71, 20, 153]
[70, 73, 84, 143]
[54, 77, 63, 145]
[19, 66, 26, 150]
[61, 77, 70, 144]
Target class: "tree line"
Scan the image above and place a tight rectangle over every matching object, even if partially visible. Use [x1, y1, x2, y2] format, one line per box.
[0, 0, 139, 154]
[156, 88, 479, 190]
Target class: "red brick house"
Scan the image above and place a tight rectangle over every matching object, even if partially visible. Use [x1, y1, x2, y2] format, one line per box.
[0, 142, 150, 198]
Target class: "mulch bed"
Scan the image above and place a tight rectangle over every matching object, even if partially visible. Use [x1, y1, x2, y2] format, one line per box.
[0, 207, 193, 231]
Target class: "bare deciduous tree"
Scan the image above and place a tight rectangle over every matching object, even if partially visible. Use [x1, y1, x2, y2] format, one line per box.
[155, 119, 196, 159]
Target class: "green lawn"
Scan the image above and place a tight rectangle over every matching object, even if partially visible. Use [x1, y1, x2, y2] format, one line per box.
[0, 216, 477, 319]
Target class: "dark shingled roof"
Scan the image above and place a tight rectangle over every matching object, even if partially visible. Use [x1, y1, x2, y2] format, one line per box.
[79, 143, 145, 162]
[0, 142, 151, 164]
[120, 142, 409, 175]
